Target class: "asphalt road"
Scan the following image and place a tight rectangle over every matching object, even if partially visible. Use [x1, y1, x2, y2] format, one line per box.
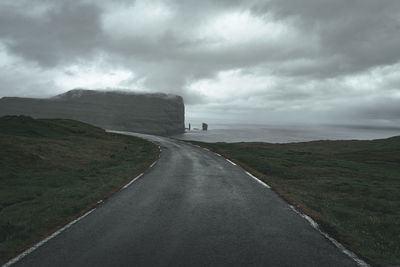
[11, 132, 359, 267]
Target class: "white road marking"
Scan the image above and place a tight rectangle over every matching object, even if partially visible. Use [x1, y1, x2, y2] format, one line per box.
[226, 159, 237, 166]
[215, 153, 222, 157]
[122, 173, 144, 189]
[150, 162, 156, 168]
[3, 208, 96, 267]
[288, 205, 369, 267]
[245, 172, 271, 189]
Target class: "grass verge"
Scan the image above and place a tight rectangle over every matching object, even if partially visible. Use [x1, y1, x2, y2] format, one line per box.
[189, 137, 400, 266]
[0, 116, 159, 264]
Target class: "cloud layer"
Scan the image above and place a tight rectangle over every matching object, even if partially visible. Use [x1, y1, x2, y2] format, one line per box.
[0, 0, 399, 126]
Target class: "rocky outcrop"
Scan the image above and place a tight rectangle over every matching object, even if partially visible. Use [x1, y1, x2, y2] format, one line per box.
[0, 89, 185, 135]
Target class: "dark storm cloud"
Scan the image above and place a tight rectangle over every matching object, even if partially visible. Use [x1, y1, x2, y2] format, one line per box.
[252, 0, 400, 77]
[2, 0, 400, 75]
[0, 0, 104, 66]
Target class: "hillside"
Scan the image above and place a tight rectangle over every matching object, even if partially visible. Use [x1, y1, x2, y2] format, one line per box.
[0, 115, 159, 263]
[0, 89, 185, 135]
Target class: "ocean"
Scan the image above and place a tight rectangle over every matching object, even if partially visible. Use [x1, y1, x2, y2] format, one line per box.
[172, 124, 400, 143]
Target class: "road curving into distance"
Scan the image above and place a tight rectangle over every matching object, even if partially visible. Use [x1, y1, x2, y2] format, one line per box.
[8, 132, 362, 267]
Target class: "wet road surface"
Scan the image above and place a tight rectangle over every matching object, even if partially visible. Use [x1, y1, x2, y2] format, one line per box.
[11, 132, 359, 267]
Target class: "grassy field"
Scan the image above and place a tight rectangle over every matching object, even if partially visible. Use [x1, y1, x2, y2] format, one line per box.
[190, 137, 400, 266]
[0, 116, 159, 263]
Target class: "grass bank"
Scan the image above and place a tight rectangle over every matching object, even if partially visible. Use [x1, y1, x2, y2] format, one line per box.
[190, 137, 400, 266]
[0, 116, 159, 263]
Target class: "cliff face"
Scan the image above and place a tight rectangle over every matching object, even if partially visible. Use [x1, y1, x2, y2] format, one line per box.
[0, 89, 185, 135]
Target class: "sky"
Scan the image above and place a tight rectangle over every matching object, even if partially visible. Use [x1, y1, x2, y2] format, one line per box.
[0, 0, 400, 126]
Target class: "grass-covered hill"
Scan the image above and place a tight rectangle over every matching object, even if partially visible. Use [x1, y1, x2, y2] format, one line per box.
[0, 116, 159, 264]
[191, 136, 400, 266]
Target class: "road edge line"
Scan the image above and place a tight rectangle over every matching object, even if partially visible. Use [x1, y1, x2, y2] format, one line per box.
[226, 159, 237, 166]
[288, 205, 369, 267]
[122, 173, 144, 189]
[245, 171, 271, 189]
[2, 208, 96, 267]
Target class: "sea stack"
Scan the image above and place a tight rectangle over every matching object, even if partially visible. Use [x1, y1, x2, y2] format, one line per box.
[0, 89, 185, 135]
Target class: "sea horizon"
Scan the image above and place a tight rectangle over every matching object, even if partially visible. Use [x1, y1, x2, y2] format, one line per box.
[173, 123, 400, 143]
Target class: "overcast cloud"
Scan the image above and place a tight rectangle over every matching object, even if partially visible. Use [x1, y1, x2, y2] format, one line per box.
[0, 0, 399, 126]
